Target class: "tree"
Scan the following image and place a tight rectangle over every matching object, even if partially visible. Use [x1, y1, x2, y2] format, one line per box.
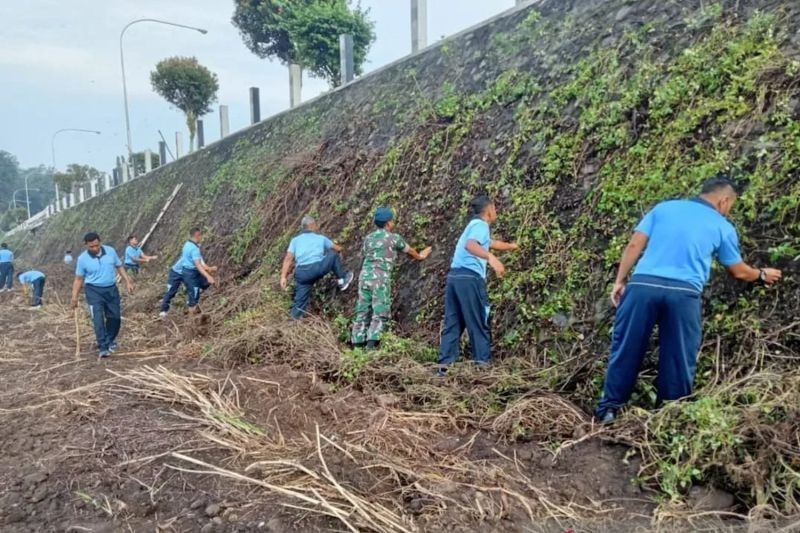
[53, 164, 104, 193]
[0, 208, 26, 231]
[0, 151, 20, 212]
[232, 0, 304, 64]
[150, 57, 219, 152]
[132, 150, 162, 175]
[232, 0, 375, 87]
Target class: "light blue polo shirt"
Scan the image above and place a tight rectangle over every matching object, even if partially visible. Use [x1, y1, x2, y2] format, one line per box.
[288, 231, 333, 266]
[124, 245, 143, 266]
[633, 198, 743, 291]
[0, 249, 13, 262]
[451, 218, 492, 278]
[177, 241, 203, 272]
[76, 245, 122, 287]
[18, 270, 45, 284]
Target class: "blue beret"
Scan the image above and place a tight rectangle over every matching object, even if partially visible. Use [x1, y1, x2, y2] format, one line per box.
[374, 207, 394, 224]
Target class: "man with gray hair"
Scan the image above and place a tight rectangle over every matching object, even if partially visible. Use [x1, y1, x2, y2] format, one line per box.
[280, 215, 354, 318]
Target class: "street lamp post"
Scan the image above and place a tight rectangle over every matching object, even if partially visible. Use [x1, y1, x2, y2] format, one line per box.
[51, 128, 101, 211]
[120, 18, 208, 171]
[11, 188, 40, 212]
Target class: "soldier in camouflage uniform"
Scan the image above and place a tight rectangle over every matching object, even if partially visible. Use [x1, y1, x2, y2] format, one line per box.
[351, 207, 431, 349]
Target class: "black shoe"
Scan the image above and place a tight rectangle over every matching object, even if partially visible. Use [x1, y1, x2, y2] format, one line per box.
[600, 409, 618, 425]
[352, 342, 366, 349]
[366, 340, 380, 351]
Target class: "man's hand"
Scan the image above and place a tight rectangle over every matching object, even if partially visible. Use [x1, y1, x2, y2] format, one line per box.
[206, 275, 216, 285]
[610, 282, 626, 307]
[280, 276, 289, 291]
[207, 266, 219, 273]
[419, 246, 432, 260]
[762, 267, 782, 285]
[126, 280, 135, 295]
[488, 255, 506, 278]
[71, 296, 79, 310]
[508, 242, 520, 251]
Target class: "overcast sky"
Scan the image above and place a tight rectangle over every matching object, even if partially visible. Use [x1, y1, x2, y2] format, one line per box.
[0, 1, 516, 173]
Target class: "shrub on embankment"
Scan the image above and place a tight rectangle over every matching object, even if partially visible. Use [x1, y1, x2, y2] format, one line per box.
[13, 0, 800, 516]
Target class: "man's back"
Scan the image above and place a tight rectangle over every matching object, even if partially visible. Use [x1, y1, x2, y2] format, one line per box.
[633, 198, 742, 290]
[289, 232, 332, 266]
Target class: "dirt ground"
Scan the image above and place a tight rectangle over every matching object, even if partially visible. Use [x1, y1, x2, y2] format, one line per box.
[0, 284, 757, 533]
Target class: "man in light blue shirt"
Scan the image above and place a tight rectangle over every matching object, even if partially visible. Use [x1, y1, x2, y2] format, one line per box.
[0, 243, 14, 291]
[159, 227, 217, 316]
[71, 232, 135, 358]
[596, 177, 783, 423]
[123, 234, 157, 275]
[280, 215, 354, 318]
[438, 196, 518, 371]
[18, 270, 46, 308]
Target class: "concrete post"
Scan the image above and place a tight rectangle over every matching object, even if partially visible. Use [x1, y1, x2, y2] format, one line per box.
[411, 0, 428, 53]
[339, 34, 355, 85]
[249, 87, 261, 124]
[122, 161, 130, 182]
[144, 149, 153, 173]
[220, 105, 230, 137]
[159, 141, 168, 164]
[289, 64, 302, 108]
[105, 172, 113, 191]
[175, 132, 183, 158]
[197, 120, 205, 148]
[69, 192, 76, 207]
[90, 179, 97, 198]
[78, 187, 85, 203]
[115, 156, 122, 186]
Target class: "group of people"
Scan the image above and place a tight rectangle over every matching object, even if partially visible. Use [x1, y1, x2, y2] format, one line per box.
[3, 174, 784, 420]
[65, 229, 217, 357]
[278, 176, 783, 422]
[1, 242, 46, 307]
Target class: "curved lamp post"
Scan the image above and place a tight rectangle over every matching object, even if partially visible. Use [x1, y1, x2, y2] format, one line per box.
[120, 18, 208, 167]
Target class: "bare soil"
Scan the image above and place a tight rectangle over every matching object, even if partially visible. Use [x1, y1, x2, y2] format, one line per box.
[0, 285, 745, 532]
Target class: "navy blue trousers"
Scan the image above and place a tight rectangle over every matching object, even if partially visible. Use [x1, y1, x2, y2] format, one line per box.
[292, 251, 347, 319]
[160, 269, 184, 312]
[182, 269, 210, 308]
[31, 277, 45, 306]
[596, 274, 702, 418]
[0, 263, 13, 289]
[438, 268, 492, 365]
[125, 264, 140, 275]
[85, 284, 122, 352]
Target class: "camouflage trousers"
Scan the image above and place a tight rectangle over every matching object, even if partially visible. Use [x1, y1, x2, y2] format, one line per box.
[351, 278, 392, 344]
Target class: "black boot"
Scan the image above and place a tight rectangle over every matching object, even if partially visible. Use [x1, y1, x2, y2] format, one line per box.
[366, 340, 380, 351]
[352, 342, 366, 349]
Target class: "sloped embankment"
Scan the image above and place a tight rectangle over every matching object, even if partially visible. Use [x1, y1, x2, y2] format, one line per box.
[13, 0, 800, 520]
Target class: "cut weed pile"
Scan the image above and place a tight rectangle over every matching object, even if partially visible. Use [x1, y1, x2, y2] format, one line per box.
[205, 291, 800, 522]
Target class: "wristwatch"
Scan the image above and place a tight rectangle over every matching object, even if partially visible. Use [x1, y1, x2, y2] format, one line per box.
[758, 269, 767, 283]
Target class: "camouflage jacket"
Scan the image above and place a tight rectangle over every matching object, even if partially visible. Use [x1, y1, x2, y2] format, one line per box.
[359, 229, 408, 282]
